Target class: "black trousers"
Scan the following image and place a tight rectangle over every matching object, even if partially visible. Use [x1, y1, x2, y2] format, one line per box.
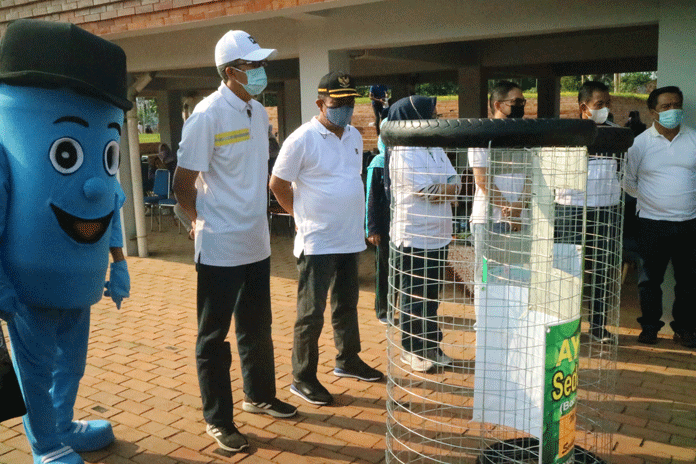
[374, 237, 390, 320]
[195, 257, 275, 427]
[637, 217, 696, 332]
[293, 252, 362, 382]
[555, 205, 620, 329]
[397, 246, 447, 355]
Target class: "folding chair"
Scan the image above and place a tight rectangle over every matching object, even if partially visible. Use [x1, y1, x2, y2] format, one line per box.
[268, 189, 294, 236]
[143, 169, 170, 231]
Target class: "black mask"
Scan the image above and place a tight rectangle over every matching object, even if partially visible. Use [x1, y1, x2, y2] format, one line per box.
[508, 105, 525, 118]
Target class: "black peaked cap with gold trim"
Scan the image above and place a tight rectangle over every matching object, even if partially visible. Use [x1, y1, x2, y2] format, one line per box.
[318, 71, 359, 98]
[0, 19, 132, 111]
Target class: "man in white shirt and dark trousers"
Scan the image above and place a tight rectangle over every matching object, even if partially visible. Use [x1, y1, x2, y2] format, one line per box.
[270, 72, 383, 406]
[173, 30, 297, 453]
[623, 85, 696, 348]
[555, 81, 622, 344]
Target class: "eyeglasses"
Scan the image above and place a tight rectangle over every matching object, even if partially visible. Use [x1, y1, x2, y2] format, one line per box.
[232, 60, 268, 70]
[500, 98, 527, 107]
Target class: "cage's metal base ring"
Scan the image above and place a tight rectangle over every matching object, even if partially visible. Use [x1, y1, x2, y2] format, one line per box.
[475, 438, 607, 464]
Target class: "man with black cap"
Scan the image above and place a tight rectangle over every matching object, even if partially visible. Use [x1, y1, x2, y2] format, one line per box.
[174, 30, 296, 453]
[270, 71, 383, 406]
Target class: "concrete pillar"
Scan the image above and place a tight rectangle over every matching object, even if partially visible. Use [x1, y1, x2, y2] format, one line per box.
[657, 0, 696, 123]
[154, 90, 172, 149]
[537, 77, 561, 118]
[279, 78, 301, 141]
[656, 0, 696, 323]
[298, 40, 328, 123]
[329, 50, 351, 75]
[389, 80, 410, 107]
[167, 90, 184, 154]
[458, 65, 486, 118]
[118, 119, 138, 257]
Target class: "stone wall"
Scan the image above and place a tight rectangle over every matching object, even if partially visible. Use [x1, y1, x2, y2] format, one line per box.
[0, 0, 333, 35]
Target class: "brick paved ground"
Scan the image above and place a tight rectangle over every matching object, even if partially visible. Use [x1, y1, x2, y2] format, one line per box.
[1, 220, 695, 464]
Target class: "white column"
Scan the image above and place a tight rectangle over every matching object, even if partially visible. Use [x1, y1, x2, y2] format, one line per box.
[656, 0, 695, 326]
[657, 0, 696, 123]
[298, 40, 329, 123]
[118, 119, 138, 257]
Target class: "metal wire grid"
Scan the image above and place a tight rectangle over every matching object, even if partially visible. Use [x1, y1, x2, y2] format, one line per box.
[385, 145, 622, 464]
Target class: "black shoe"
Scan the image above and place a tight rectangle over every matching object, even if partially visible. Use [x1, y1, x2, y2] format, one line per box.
[206, 423, 249, 452]
[242, 396, 297, 418]
[637, 328, 659, 345]
[290, 379, 333, 405]
[589, 326, 617, 344]
[334, 358, 383, 382]
[673, 331, 696, 348]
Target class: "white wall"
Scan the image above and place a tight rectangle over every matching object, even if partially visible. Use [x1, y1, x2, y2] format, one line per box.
[657, 0, 696, 123]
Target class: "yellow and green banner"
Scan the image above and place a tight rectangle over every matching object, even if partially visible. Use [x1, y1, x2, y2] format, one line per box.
[139, 133, 161, 143]
[543, 317, 580, 463]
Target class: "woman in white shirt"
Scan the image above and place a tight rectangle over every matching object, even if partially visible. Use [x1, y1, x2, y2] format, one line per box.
[388, 96, 461, 372]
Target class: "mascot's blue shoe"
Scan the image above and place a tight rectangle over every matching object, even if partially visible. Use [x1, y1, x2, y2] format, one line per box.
[58, 420, 114, 452]
[34, 446, 83, 464]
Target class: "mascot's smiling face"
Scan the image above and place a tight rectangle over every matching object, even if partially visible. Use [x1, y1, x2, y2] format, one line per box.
[0, 84, 123, 308]
[0, 84, 121, 245]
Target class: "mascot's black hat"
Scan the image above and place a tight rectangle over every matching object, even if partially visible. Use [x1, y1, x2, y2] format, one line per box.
[0, 19, 132, 111]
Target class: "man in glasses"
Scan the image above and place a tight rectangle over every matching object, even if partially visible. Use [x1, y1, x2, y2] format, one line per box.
[270, 71, 383, 406]
[469, 81, 529, 281]
[174, 30, 297, 454]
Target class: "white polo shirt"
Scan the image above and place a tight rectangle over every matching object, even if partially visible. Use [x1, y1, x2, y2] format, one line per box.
[272, 117, 366, 258]
[177, 83, 271, 266]
[623, 123, 696, 221]
[555, 122, 622, 208]
[390, 146, 458, 249]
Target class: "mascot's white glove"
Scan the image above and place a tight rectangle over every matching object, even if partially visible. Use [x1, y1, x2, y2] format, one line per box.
[104, 260, 130, 309]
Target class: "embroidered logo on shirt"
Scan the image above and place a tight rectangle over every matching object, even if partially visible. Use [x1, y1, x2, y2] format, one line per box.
[215, 129, 250, 147]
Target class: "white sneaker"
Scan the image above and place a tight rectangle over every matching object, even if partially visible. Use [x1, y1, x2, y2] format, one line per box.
[400, 351, 434, 372]
[426, 348, 454, 367]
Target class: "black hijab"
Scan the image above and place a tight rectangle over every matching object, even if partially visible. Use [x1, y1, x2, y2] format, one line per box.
[387, 95, 437, 121]
[383, 95, 437, 203]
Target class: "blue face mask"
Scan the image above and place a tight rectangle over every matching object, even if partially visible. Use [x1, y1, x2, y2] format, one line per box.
[325, 105, 354, 128]
[658, 108, 683, 129]
[235, 67, 268, 96]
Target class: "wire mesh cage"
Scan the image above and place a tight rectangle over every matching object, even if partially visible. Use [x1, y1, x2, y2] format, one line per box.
[381, 120, 633, 464]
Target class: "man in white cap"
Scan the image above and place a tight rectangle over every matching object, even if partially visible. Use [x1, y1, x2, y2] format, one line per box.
[173, 30, 296, 453]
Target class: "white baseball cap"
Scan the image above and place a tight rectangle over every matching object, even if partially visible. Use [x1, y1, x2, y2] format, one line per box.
[215, 30, 276, 67]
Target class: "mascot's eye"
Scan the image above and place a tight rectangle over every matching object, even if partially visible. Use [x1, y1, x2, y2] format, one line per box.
[49, 138, 84, 174]
[104, 140, 120, 176]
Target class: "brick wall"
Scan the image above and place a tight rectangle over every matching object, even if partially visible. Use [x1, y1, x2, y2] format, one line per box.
[0, 0, 334, 36]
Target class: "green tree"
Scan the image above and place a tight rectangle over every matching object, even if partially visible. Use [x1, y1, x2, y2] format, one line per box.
[415, 82, 459, 96]
[136, 97, 159, 131]
[619, 72, 655, 93]
[561, 76, 582, 92]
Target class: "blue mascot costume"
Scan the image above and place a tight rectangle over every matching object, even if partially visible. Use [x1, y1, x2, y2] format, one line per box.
[0, 19, 131, 464]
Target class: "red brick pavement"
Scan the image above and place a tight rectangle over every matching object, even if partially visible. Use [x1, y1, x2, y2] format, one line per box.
[1, 223, 695, 464]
